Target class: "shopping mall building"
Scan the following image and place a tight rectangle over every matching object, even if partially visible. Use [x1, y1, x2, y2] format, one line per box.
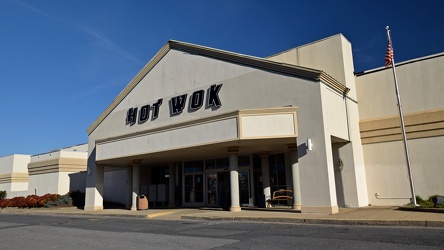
[80, 34, 444, 214]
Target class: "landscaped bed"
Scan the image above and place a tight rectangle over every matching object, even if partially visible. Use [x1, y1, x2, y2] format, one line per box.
[0, 191, 85, 209]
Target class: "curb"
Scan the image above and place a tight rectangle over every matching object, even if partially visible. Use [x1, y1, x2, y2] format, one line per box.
[398, 206, 444, 213]
[0, 209, 149, 219]
[2, 208, 443, 227]
[180, 216, 444, 228]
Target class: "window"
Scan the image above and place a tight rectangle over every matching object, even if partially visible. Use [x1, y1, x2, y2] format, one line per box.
[184, 160, 204, 173]
[151, 166, 168, 184]
[269, 154, 286, 193]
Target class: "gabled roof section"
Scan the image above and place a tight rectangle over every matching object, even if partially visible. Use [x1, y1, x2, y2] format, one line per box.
[87, 40, 349, 135]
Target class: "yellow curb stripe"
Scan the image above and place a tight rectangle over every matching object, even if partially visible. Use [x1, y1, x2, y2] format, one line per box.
[147, 210, 177, 218]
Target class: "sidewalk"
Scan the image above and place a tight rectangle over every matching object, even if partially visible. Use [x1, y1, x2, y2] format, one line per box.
[1, 206, 444, 228]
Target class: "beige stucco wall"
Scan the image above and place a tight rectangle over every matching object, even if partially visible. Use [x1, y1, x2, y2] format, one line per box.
[268, 34, 358, 100]
[28, 145, 88, 196]
[0, 154, 30, 197]
[268, 34, 369, 208]
[356, 53, 444, 205]
[29, 172, 61, 195]
[31, 144, 87, 162]
[0, 154, 30, 175]
[28, 171, 83, 196]
[357, 55, 444, 119]
[0, 147, 86, 199]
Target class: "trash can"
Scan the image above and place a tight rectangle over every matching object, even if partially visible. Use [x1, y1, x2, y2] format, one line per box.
[432, 196, 443, 207]
[137, 195, 148, 210]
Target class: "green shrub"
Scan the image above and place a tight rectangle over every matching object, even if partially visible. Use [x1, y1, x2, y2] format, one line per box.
[413, 195, 444, 208]
[68, 191, 85, 208]
[429, 195, 444, 208]
[0, 190, 6, 200]
[44, 194, 73, 208]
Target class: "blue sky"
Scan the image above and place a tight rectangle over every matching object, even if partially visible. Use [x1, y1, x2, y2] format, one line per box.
[1, 0, 443, 157]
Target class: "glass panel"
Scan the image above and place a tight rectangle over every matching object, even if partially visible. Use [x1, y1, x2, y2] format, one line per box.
[267, 153, 287, 195]
[205, 158, 229, 170]
[215, 158, 229, 169]
[253, 154, 261, 170]
[239, 170, 250, 205]
[217, 172, 230, 207]
[269, 154, 277, 185]
[194, 174, 204, 202]
[253, 154, 263, 207]
[151, 167, 160, 184]
[276, 153, 286, 187]
[184, 175, 193, 202]
[268, 153, 287, 189]
[238, 155, 250, 167]
[207, 173, 217, 205]
[150, 166, 169, 184]
[184, 160, 204, 173]
[205, 159, 216, 170]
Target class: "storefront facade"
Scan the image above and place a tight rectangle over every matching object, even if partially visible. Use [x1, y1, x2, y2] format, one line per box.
[84, 34, 369, 214]
[1, 35, 441, 211]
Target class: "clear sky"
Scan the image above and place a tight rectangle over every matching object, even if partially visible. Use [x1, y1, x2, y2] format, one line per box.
[1, 0, 443, 157]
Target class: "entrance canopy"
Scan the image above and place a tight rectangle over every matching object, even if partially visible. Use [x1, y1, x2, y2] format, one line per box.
[95, 107, 298, 166]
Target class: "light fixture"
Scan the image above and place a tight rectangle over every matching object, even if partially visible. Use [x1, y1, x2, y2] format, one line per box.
[307, 139, 313, 151]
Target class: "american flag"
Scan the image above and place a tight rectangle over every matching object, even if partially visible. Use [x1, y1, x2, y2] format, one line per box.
[385, 40, 393, 67]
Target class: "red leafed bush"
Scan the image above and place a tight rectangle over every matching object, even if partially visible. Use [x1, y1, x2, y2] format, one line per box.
[25, 195, 39, 208]
[0, 199, 8, 208]
[0, 193, 62, 209]
[9, 197, 27, 208]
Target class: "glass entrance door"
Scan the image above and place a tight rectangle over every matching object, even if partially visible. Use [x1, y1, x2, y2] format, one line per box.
[184, 174, 203, 204]
[205, 171, 230, 207]
[217, 171, 230, 207]
[205, 170, 251, 207]
[239, 170, 251, 206]
[207, 173, 217, 206]
[183, 158, 253, 207]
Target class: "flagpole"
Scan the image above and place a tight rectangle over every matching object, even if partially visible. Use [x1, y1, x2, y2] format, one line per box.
[385, 26, 418, 206]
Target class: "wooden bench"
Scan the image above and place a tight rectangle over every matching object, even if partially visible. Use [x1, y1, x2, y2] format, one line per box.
[266, 189, 293, 208]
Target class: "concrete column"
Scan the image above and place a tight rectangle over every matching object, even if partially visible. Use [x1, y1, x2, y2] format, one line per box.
[131, 160, 141, 211]
[168, 162, 176, 208]
[84, 161, 104, 211]
[288, 143, 302, 210]
[260, 153, 271, 201]
[228, 147, 241, 212]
